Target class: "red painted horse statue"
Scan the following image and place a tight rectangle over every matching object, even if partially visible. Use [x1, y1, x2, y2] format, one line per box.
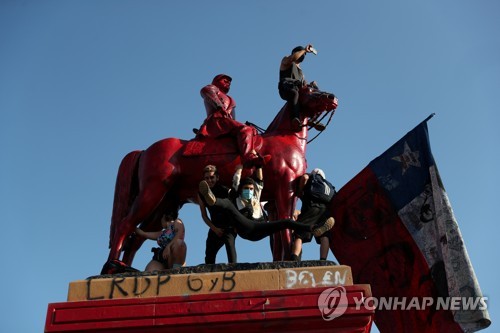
[106, 86, 338, 269]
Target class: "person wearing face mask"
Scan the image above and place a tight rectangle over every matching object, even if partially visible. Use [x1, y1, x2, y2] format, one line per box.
[198, 169, 333, 243]
[231, 165, 265, 222]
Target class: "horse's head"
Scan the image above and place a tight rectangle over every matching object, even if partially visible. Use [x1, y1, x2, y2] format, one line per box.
[298, 86, 338, 118]
[265, 85, 338, 135]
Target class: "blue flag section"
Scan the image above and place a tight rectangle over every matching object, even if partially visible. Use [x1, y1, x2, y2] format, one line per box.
[330, 119, 491, 333]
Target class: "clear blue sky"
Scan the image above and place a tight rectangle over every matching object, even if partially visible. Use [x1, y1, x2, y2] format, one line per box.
[0, 1, 498, 332]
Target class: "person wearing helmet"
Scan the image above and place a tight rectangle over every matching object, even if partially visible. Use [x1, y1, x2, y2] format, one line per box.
[290, 168, 336, 261]
[198, 74, 265, 167]
[279, 44, 317, 132]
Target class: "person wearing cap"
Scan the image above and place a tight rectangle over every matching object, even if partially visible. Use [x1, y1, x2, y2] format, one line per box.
[290, 168, 335, 261]
[279, 45, 319, 132]
[197, 74, 265, 166]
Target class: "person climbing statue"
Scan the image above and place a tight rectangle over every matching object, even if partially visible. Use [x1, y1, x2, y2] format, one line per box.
[278, 45, 324, 132]
[198, 178, 334, 242]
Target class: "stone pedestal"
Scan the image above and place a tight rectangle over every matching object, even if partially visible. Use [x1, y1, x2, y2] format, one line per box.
[45, 261, 374, 332]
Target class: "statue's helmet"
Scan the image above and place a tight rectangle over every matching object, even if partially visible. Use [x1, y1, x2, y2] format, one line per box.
[291, 46, 306, 63]
[212, 74, 232, 93]
[212, 74, 232, 85]
[311, 168, 326, 179]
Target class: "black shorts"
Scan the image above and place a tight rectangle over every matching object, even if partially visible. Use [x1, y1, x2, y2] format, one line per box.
[151, 247, 168, 265]
[294, 205, 330, 243]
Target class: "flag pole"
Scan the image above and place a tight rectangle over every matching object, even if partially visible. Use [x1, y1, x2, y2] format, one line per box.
[424, 113, 435, 123]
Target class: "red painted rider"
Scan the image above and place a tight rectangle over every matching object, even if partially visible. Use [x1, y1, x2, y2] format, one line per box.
[198, 74, 263, 166]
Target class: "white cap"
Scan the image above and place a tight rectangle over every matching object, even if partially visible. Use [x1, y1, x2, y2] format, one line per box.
[311, 168, 325, 179]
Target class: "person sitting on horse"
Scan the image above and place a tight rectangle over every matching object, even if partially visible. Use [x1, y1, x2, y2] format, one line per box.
[198, 74, 265, 166]
[279, 45, 323, 132]
[135, 211, 187, 272]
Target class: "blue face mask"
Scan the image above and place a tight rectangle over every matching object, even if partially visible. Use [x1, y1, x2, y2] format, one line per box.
[241, 189, 254, 200]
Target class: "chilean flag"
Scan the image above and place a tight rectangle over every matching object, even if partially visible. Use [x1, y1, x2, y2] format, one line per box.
[330, 117, 491, 332]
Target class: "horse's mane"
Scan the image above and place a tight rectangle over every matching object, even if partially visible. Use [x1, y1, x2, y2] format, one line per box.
[265, 103, 290, 133]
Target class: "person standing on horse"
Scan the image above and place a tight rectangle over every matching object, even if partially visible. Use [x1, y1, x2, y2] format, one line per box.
[279, 45, 321, 132]
[198, 74, 264, 166]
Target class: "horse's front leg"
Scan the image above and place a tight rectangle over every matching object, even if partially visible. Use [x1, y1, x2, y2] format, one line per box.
[273, 185, 298, 261]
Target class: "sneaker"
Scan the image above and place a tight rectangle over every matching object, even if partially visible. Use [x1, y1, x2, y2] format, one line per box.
[312, 217, 335, 237]
[199, 180, 216, 206]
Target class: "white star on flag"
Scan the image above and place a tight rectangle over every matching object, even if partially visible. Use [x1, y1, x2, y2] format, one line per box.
[391, 141, 421, 174]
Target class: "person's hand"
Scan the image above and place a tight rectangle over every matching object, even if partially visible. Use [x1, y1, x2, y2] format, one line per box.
[305, 44, 314, 53]
[211, 226, 224, 237]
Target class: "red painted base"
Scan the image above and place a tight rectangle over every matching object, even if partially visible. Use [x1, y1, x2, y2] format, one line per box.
[45, 285, 374, 333]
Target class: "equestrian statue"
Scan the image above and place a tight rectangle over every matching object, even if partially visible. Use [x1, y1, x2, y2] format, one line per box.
[103, 76, 338, 272]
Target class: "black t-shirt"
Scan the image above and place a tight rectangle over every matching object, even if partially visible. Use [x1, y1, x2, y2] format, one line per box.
[200, 183, 231, 228]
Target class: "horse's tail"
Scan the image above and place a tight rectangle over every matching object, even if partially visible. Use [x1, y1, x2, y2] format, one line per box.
[109, 150, 142, 248]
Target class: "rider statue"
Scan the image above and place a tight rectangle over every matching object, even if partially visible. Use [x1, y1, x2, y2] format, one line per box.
[198, 74, 265, 166]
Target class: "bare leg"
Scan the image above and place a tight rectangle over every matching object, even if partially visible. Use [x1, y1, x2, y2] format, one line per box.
[168, 239, 187, 268]
[292, 238, 303, 258]
[145, 260, 165, 272]
[319, 237, 330, 260]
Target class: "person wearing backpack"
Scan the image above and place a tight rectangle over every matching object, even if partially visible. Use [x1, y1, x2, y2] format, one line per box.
[290, 168, 336, 261]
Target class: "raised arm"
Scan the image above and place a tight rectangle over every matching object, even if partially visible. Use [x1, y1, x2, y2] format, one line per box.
[280, 44, 314, 70]
[297, 173, 310, 198]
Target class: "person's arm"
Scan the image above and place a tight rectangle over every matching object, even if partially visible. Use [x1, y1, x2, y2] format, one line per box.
[232, 165, 243, 191]
[135, 228, 162, 241]
[297, 174, 309, 198]
[172, 218, 185, 240]
[200, 84, 225, 110]
[197, 193, 224, 237]
[163, 219, 185, 259]
[254, 166, 263, 182]
[280, 44, 314, 70]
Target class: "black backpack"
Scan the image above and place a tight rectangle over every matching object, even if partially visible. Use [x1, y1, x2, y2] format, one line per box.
[305, 173, 336, 203]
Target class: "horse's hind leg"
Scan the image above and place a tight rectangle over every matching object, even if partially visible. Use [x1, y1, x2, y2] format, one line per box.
[121, 235, 146, 266]
[121, 195, 180, 266]
[108, 182, 166, 262]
